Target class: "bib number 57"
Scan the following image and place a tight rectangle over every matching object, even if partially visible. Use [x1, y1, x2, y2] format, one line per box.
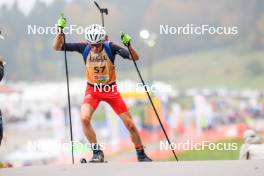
[94, 66, 106, 73]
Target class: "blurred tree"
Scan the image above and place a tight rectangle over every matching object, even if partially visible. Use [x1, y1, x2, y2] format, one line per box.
[0, 0, 263, 81]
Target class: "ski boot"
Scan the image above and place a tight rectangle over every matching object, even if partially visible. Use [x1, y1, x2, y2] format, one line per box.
[89, 150, 105, 163]
[136, 147, 152, 162]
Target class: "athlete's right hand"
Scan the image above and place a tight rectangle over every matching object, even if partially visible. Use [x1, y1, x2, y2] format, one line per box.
[57, 13, 66, 29]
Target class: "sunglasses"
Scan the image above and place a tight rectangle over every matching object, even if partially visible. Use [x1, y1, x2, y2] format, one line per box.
[90, 43, 103, 48]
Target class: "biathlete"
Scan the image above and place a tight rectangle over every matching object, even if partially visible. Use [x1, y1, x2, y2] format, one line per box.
[53, 15, 152, 162]
[0, 30, 4, 146]
[0, 59, 4, 146]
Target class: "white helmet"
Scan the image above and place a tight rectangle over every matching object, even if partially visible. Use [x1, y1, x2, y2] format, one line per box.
[85, 24, 106, 44]
[243, 129, 256, 140]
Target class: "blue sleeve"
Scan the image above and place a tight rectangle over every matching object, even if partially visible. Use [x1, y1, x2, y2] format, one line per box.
[109, 42, 130, 59]
[61, 43, 87, 54]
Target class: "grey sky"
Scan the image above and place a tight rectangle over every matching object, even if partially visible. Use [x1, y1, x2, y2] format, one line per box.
[0, 0, 55, 15]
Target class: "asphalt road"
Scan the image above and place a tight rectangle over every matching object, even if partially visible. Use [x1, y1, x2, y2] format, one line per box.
[0, 160, 264, 176]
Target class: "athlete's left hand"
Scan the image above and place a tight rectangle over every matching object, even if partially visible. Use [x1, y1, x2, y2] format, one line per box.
[121, 33, 132, 46]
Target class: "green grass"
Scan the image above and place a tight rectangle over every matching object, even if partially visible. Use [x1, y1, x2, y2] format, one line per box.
[119, 49, 264, 89]
[92, 105, 107, 122]
[170, 138, 244, 161]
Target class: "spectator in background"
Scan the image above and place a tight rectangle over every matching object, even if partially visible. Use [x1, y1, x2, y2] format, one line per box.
[239, 129, 264, 160]
[0, 59, 3, 81]
[0, 58, 4, 145]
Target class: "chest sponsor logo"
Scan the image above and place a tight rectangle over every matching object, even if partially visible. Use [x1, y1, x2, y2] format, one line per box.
[94, 75, 109, 81]
[89, 55, 108, 62]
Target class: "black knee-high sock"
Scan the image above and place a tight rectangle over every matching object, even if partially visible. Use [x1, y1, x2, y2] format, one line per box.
[91, 143, 102, 154]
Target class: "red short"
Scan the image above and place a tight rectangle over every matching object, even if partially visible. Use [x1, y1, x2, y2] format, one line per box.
[83, 84, 128, 115]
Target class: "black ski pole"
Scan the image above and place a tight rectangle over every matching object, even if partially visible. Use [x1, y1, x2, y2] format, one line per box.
[61, 22, 75, 164]
[94, 1, 108, 27]
[124, 38, 179, 161]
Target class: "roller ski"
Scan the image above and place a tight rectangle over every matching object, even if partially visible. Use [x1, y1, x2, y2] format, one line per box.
[80, 150, 107, 163]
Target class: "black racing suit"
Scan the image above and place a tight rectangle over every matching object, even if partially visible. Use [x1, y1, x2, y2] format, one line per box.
[0, 62, 3, 145]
